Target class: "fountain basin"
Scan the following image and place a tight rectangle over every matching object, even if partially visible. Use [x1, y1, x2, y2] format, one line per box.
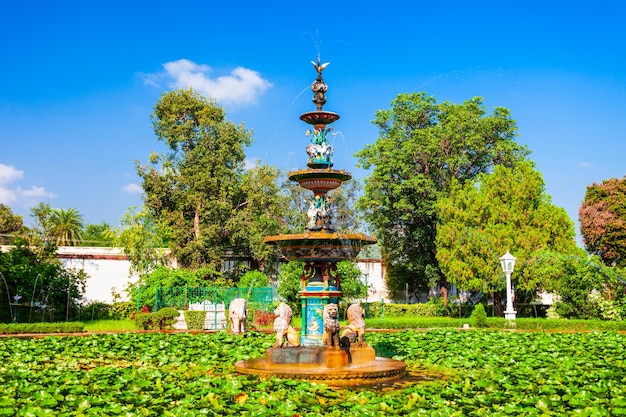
[235, 345, 406, 387]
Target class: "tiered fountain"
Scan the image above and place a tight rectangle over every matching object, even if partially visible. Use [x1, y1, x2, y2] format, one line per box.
[235, 58, 406, 386]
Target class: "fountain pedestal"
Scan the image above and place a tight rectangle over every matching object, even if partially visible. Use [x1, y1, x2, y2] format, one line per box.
[263, 345, 376, 368]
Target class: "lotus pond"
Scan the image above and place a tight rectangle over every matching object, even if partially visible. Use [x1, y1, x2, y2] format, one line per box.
[1, 330, 625, 416]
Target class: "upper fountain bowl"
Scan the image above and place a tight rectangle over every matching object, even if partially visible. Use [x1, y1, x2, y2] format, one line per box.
[300, 111, 340, 126]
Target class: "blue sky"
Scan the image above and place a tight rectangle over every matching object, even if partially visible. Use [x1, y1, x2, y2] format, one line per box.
[1, 1, 624, 246]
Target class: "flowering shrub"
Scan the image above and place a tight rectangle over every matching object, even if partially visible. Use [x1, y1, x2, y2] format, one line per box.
[253, 310, 276, 327]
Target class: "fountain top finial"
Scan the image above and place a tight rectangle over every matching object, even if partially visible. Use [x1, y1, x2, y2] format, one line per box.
[302, 55, 339, 125]
[310, 55, 330, 111]
[311, 55, 330, 78]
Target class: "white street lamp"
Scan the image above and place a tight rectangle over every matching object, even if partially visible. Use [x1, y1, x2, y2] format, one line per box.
[499, 251, 517, 321]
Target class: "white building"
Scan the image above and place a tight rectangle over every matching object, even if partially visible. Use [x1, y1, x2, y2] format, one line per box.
[56, 247, 138, 304]
[356, 258, 389, 302]
[2, 246, 390, 305]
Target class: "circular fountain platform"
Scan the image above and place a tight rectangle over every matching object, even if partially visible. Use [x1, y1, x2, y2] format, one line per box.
[235, 345, 406, 387]
[264, 231, 376, 261]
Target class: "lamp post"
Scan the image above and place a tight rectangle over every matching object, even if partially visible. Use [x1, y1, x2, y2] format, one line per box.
[499, 251, 517, 321]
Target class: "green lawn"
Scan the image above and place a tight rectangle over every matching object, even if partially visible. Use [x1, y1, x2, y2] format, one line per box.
[82, 319, 136, 332]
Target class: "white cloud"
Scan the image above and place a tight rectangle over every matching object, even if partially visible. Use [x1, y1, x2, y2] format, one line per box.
[21, 186, 55, 199]
[0, 187, 18, 204]
[0, 163, 23, 184]
[144, 59, 272, 107]
[122, 183, 143, 194]
[579, 162, 593, 168]
[0, 163, 55, 206]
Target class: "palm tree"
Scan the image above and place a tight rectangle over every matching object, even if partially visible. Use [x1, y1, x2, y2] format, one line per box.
[49, 208, 84, 246]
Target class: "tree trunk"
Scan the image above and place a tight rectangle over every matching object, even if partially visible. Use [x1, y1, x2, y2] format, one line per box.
[493, 292, 503, 317]
[439, 286, 448, 305]
[194, 204, 201, 240]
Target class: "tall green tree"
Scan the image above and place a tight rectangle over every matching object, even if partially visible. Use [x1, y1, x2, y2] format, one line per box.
[435, 162, 579, 313]
[356, 93, 529, 298]
[229, 162, 289, 272]
[136, 88, 284, 273]
[29, 202, 54, 247]
[27, 204, 84, 248]
[81, 222, 115, 247]
[328, 179, 364, 234]
[0, 204, 24, 244]
[116, 207, 171, 276]
[281, 173, 365, 234]
[579, 177, 626, 268]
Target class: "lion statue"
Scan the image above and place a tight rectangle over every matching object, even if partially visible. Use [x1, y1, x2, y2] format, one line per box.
[341, 303, 366, 345]
[228, 298, 247, 334]
[273, 302, 300, 347]
[322, 303, 340, 348]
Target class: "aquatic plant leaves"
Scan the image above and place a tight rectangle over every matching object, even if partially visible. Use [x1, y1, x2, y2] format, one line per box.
[0, 330, 625, 415]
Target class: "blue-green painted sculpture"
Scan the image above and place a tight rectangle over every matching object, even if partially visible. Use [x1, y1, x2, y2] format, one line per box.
[305, 127, 334, 168]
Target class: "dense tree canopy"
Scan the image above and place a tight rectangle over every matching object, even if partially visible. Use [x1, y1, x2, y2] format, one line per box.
[436, 162, 579, 306]
[356, 93, 529, 297]
[579, 177, 626, 268]
[116, 206, 171, 275]
[0, 204, 23, 244]
[523, 250, 626, 320]
[230, 162, 287, 272]
[327, 179, 365, 234]
[29, 202, 54, 247]
[136, 88, 285, 274]
[281, 173, 364, 234]
[81, 222, 115, 247]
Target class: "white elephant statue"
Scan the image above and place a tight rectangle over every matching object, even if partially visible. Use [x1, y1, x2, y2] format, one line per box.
[228, 298, 247, 334]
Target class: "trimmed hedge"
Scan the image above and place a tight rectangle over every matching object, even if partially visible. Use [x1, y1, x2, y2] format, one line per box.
[510, 318, 626, 331]
[363, 301, 441, 318]
[184, 311, 206, 330]
[365, 316, 626, 331]
[366, 316, 466, 329]
[0, 322, 85, 334]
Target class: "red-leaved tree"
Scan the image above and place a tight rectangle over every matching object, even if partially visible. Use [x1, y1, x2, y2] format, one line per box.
[579, 177, 626, 267]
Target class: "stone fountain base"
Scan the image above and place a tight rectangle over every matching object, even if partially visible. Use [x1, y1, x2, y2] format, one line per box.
[235, 345, 406, 387]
